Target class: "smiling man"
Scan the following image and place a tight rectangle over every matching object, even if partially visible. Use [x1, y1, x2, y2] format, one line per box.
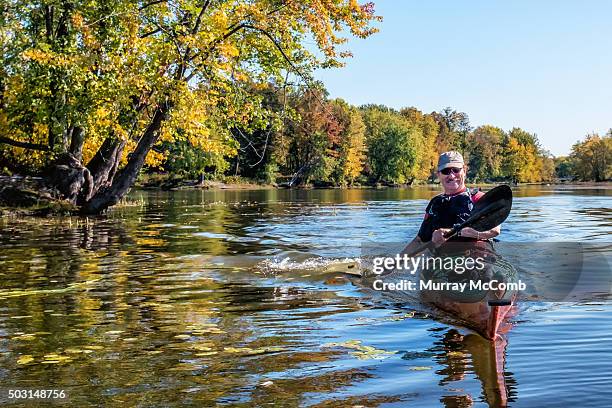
[404, 151, 501, 253]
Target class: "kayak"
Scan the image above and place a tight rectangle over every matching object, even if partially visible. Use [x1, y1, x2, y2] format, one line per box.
[417, 240, 517, 340]
[332, 239, 518, 340]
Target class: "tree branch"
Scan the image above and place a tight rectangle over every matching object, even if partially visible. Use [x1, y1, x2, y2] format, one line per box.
[188, 22, 245, 64]
[184, 23, 246, 81]
[139, 0, 167, 11]
[0, 136, 49, 151]
[139, 27, 162, 38]
[191, 0, 212, 35]
[186, 2, 288, 67]
[242, 24, 309, 83]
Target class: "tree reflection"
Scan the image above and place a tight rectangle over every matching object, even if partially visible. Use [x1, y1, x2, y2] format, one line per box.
[0, 214, 373, 406]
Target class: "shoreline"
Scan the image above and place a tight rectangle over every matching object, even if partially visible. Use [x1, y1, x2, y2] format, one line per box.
[136, 179, 612, 191]
[1, 175, 610, 218]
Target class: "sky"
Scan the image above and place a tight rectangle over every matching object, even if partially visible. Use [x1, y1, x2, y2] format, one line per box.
[314, 0, 612, 156]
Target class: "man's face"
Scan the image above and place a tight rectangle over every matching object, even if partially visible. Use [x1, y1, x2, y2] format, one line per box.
[437, 166, 466, 193]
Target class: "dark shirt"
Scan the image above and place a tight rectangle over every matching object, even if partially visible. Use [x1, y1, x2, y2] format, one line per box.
[417, 188, 482, 242]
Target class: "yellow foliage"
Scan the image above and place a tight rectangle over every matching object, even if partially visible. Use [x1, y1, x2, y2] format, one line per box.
[81, 137, 102, 165]
[145, 149, 166, 169]
[122, 139, 137, 166]
[1, 0, 379, 186]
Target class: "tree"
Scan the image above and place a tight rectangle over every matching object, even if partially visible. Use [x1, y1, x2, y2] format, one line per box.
[400, 107, 439, 181]
[465, 125, 505, 181]
[501, 128, 553, 183]
[329, 99, 365, 185]
[569, 132, 612, 181]
[362, 106, 418, 184]
[432, 107, 471, 154]
[554, 156, 574, 179]
[280, 86, 341, 184]
[0, 0, 379, 213]
[340, 106, 366, 184]
[226, 82, 292, 182]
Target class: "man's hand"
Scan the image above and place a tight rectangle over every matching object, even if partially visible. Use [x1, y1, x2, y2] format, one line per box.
[460, 226, 480, 239]
[432, 228, 451, 246]
[459, 225, 501, 240]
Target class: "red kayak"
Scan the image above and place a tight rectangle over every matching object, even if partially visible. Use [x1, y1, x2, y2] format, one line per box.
[419, 240, 517, 340]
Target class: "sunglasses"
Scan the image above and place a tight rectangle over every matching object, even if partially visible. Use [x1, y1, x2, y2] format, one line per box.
[440, 167, 462, 175]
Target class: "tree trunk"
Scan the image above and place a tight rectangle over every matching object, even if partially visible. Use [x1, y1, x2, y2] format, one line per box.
[86, 137, 126, 194]
[69, 126, 85, 161]
[45, 152, 93, 204]
[80, 100, 171, 214]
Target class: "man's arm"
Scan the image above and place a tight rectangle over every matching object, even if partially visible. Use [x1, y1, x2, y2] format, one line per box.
[460, 225, 501, 240]
[401, 236, 425, 255]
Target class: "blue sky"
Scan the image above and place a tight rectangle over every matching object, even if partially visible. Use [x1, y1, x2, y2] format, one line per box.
[314, 0, 612, 156]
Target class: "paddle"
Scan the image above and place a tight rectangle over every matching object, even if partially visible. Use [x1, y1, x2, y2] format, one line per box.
[447, 184, 513, 237]
[403, 184, 513, 258]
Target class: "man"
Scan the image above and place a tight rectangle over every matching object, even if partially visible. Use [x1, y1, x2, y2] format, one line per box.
[403, 151, 500, 253]
[399, 152, 509, 341]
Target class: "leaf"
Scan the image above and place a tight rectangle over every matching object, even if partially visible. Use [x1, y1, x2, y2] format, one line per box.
[17, 355, 34, 365]
[195, 351, 218, 356]
[173, 334, 191, 340]
[323, 340, 396, 360]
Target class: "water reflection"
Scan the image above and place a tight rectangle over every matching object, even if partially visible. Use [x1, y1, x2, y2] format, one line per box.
[432, 329, 516, 408]
[0, 185, 610, 407]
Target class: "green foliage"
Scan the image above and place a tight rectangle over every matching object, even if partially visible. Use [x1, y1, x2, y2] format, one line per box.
[432, 107, 471, 154]
[262, 162, 278, 184]
[362, 107, 418, 184]
[569, 132, 612, 181]
[162, 137, 239, 179]
[466, 126, 505, 181]
[0, 0, 380, 206]
[554, 156, 574, 179]
[400, 107, 439, 181]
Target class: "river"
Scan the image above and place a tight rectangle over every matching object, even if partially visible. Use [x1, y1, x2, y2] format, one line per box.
[1, 185, 610, 407]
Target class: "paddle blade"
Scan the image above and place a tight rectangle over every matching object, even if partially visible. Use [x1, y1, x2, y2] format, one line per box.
[469, 185, 513, 232]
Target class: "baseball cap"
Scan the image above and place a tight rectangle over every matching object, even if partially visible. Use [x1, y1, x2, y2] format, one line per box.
[437, 151, 464, 171]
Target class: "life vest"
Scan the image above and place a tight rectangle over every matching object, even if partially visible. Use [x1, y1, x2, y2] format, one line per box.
[417, 188, 482, 243]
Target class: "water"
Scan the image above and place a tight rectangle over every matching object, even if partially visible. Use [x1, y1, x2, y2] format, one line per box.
[0, 186, 610, 407]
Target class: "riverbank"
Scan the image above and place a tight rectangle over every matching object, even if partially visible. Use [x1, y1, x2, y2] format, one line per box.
[1, 174, 610, 217]
[135, 173, 611, 191]
[135, 174, 275, 190]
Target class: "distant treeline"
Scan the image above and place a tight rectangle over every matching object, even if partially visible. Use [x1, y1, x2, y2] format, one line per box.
[159, 85, 611, 185]
[2, 83, 609, 186]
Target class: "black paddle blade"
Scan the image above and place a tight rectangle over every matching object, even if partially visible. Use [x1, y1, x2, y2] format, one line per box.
[468, 185, 513, 232]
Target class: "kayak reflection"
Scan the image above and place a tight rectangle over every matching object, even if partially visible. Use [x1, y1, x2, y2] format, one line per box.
[433, 329, 516, 408]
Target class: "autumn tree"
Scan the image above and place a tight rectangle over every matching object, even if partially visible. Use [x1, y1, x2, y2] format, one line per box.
[0, 0, 379, 212]
[431, 107, 471, 155]
[329, 98, 365, 185]
[278, 86, 340, 184]
[465, 125, 505, 181]
[501, 128, 553, 183]
[399, 107, 438, 181]
[569, 132, 612, 181]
